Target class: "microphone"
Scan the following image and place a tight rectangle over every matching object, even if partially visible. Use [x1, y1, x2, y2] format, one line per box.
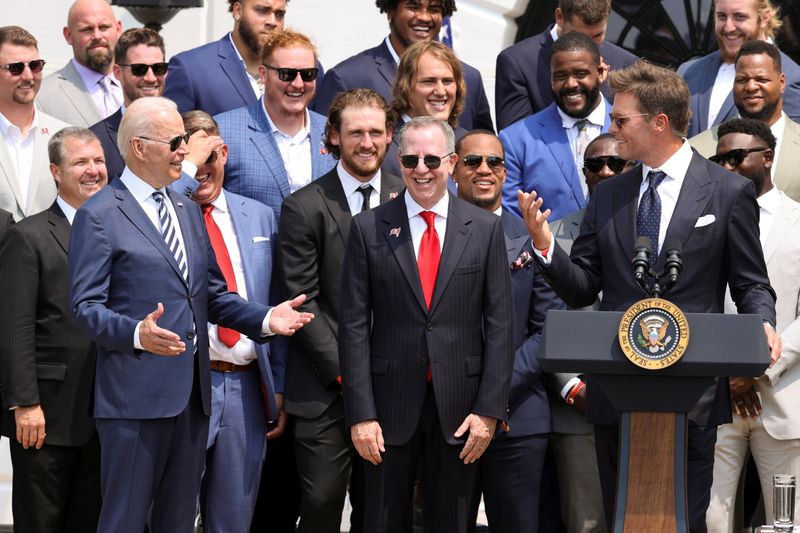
[664, 239, 683, 286]
[632, 236, 651, 283]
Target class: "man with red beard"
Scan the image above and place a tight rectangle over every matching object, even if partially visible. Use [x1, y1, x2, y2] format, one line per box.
[500, 31, 611, 222]
[38, 0, 123, 127]
[278, 88, 404, 533]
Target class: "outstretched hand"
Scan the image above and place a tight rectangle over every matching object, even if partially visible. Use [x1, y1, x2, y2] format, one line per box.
[269, 294, 314, 336]
[140, 303, 186, 356]
[517, 190, 552, 251]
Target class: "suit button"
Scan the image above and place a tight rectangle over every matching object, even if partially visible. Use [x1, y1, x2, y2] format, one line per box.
[420, 358, 428, 366]
[312, 364, 319, 374]
[188, 297, 193, 304]
[426, 323, 432, 331]
[187, 331, 195, 339]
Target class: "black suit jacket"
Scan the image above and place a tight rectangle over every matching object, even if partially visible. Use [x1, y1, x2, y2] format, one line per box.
[339, 193, 515, 446]
[0, 208, 12, 239]
[89, 108, 124, 180]
[0, 203, 96, 446]
[495, 25, 639, 130]
[279, 168, 405, 419]
[542, 151, 776, 426]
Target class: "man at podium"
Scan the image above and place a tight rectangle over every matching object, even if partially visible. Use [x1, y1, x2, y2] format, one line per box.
[518, 60, 781, 533]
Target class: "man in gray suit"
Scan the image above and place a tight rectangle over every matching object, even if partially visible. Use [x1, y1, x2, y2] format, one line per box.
[706, 117, 800, 532]
[38, 0, 122, 126]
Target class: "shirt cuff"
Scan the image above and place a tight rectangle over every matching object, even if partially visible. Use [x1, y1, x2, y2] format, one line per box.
[532, 234, 555, 265]
[134, 321, 144, 350]
[261, 307, 275, 337]
[560, 377, 582, 400]
[181, 160, 198, 178]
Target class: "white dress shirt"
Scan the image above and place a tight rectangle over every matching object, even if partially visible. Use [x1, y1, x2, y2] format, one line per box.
[557, 99, 607, 199]
[72, 59, 122, 118]
[0, 108, 39, 210]
[708, 62, 736, 128]
[338, 163, 381, 215]
[405, 191, 448, 257]
[261, 99, 313, 192]
[385, 36, 401, 65]
[56, 196, 77, 225]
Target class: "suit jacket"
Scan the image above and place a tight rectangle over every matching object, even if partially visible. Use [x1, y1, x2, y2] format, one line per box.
[543, 152, 776, 426]
[89, 108, 124, 180]
[338, 193, 515, 446]
[279, 168, 405, 419]
[0, 207, 13, 238]
[69, 175, 269, 419]
[0, 202, 96, 446]
[215, 101, 336, 221]
[681, 50, 800, 137]
[494, 25, 639, 130]
[690, 115, 800, 203]
[499, 210, 561, 439]
[223, 190, 285, 419]
[312, 40, 494, 132]
[38, 61, 103, 127]
[500, 99, 611, 221]
[0, 111, 69, 221]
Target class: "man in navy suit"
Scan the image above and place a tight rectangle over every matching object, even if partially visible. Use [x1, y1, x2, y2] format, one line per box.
[500, 32, 612, 221]
[313, 0, 494, 132]
[68, 96, 313, 533]
[679, 0, 800, 137]
[495, 0, 638, 130]
[215, 29, 335, 221]
[339, 117, 515, 532]
[453, 129, 561, 533]
[519, 60, 780, 533]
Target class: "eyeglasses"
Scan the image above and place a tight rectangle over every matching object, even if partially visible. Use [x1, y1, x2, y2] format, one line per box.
[263, 65, 318, 82]
[608, 112, 649, 128]
[460, 154, 505, 169]
[204, 148, 221, 165]
[118, 62, 169, 77]
[583, 155, 630, 173]
[399, 152, 454, 170]
[137, 133, 190, 152]
[709, 147, 771, 167]
[0, 59, 46, 76]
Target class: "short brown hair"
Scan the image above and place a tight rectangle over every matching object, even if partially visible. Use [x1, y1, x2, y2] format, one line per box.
[609, 60, 691, 137]
[324, 89, 396, 160]
[182, 110, 220, 137]
[49, 127, 99, 167]
[114, 28, 164, 64]
[375, 0, 456, 17]
[0, 26, 38, 49]
[228, 0, 291, 13]
[259, 28, 316, 65]
[558, 0, 611, 25]
[714, 0, 782, 39]
[391, 41, 465, 130]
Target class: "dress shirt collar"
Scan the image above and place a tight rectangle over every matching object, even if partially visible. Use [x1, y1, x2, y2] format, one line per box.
[492, 206, 502, 217]
[119, 166, 161, 202]
[770, 113, 786, 138]
[71, 58, 117, 91]
[261, 97, 311, 141]
[758, 186, 780, 215]
[384, 35, 401, 65]
[550, 24, 560, 42]
[337, 162, 382, 197]
[404, 189, 449, 220]
[207, 189, 229, 214]
[0, 106, 40, 138]
[557, 97, 607, 130]
[56, 196, 77, 224]
[642, 139, 693, 186]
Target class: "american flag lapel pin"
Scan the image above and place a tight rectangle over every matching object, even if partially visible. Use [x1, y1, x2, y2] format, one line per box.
[389, 227, 401, 238]
[176, 201, 184, 207]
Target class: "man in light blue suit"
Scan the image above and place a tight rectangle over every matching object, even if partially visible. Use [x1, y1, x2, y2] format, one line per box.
[68, 97, 313, 533]
[215, 29, 335, 220]
[501, 32, 611, 221]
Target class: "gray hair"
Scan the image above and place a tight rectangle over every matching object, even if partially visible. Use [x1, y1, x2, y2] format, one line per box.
[118, 96, 178, 161]
[397, 116, 455, 155]
[48, 127, 100, 167]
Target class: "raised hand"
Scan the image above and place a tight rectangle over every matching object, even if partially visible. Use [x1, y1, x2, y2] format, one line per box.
[140, 303, 186, 356]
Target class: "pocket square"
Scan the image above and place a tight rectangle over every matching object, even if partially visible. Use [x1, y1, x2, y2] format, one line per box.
[252, 236, 270, 243]
[694, 214, 715, 228]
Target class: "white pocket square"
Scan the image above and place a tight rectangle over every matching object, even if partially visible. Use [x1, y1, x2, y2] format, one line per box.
[252, 236, 270, 243]
[694, 214, 715, 228]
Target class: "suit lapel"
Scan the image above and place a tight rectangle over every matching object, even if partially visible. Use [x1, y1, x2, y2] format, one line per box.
[319, 171, 352, 246]
[48, 202, 70, 254]
[501, 210, 529, 264]
[429, 196, 471, 314]
[697, 53, 723, 131]
[167, 189, 196, 289]
[538, 106, 584, 207]
[60, 61, 102, 125]
[28, 122, 53, 214]
[218, 36, 255, 108]
[380, 171, 404, 203]
[227, 194, 259, 298]
[612, 165, 642, 254]
[309, 113, 326, 180]
[764, 195, 800, 264]
[374, 42, 398, 91]
[775, 120, 800, 190]
[249, 104, 292, 199]
[0, 140, 23, 214]
[382, 197, 427, 312]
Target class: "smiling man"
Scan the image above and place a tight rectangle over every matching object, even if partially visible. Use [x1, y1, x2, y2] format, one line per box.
[500, 31, 611, 221]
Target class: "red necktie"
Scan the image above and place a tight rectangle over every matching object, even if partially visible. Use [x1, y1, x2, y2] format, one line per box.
[202, 204, 241, 348]
[418, 211, 440, 382]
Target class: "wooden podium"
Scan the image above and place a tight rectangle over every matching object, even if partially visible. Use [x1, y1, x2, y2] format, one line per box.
[540, 309, 769, 533]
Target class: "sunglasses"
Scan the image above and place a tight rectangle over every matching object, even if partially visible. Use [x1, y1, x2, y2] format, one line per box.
[137, 133, 190, 152]
[461, 154, 505, 169]
[400, 152, 454, 170]
[204, 148, 221, 165]
[263, 65, 318, 82]
[584, 155, 629, 173]
[709, 147, 771, 167]
[608, 112, 649, 129]
[0, 59, 46, 76]
[118, 62, 169, 77]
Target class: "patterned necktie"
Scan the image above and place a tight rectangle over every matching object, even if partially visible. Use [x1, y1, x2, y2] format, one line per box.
[98, 77, 118, 117]
[575, 119, 591, 200]
[637, 170, 667, 268]
[418, 211, 440, 309]
[202, 204, 241, 348]
[152, 191, 188, 283]
[358, 184, 373, 213]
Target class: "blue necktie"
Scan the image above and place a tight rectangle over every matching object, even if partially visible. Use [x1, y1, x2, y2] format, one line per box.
[637, 170, 667, 269]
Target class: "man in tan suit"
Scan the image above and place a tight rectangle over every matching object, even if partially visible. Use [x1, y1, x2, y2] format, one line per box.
[706, 117, 800, 532]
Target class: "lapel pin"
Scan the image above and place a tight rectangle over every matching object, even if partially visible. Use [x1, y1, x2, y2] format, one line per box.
[511, 250, 533, 270]
[176, 201, 183, 207]
[389, 191, 399, 200]
[389, 227, 401, 238]
[41, 127, 49, 135]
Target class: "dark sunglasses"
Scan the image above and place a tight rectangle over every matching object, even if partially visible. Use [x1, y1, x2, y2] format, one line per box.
[118, 62, 169, 77]
[263, 64, 318, 82]
[709, 147, 771, 167]
[584, 155, 629, 173]
[400, 153, 453, 170]
[461, 154, 505, 169]
[608, 112, 648, 129]
[0, 59, 46, 76]
[137, 133, 190, 152]
[204, 148, 221, 165]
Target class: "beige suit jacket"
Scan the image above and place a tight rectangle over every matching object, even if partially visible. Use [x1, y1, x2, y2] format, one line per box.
[37, 61, 102, 127]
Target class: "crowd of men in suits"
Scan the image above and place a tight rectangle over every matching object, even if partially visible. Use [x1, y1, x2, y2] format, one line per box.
[0, 0, 799, 531]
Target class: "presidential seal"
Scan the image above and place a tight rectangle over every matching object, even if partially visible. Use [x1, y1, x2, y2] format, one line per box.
[618, 298, 690, 370]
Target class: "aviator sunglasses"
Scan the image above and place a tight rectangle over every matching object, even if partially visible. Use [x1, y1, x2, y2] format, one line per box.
[584, 155, 629, 173]
[461, 154, 505, 169]
[137, 133, 191, 152]
[118, 62, 169, 77]
[400, 153, 454, 170]
[263, 65, 318, 82]
[0, 59, 46, 76]
[709, 147, 771, 167]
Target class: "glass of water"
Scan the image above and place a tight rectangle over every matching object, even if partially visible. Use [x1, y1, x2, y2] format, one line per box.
[774, 474, 796, 532]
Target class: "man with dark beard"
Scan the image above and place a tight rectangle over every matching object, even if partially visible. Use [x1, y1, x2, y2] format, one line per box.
[499, 32, 611, 221]
[690, 41, 800, 203]
[38, 0, 122, 127]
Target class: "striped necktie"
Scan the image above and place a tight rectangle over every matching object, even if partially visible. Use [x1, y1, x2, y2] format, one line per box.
[153, 191, 188, 282]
